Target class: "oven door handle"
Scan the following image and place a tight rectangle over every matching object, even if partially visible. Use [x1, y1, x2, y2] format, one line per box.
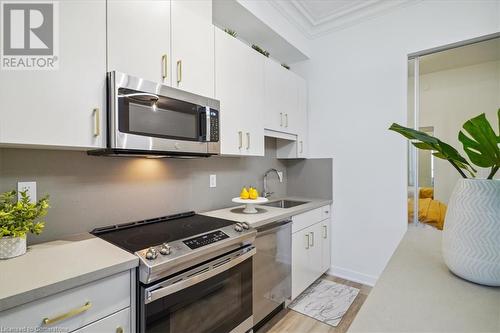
[145, 247, 256, 304]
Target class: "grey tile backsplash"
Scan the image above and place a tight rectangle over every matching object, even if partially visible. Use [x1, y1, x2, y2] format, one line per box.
[0, 138, 332, 244]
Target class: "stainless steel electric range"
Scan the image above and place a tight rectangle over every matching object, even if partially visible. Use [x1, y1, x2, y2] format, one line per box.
[91, 211, 256, 333]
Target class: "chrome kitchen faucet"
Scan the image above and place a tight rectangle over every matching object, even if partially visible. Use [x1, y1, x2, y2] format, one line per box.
[263, 168, 283, 198]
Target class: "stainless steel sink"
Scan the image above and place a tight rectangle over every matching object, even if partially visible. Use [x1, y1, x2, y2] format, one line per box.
[261, 200, 309, 209]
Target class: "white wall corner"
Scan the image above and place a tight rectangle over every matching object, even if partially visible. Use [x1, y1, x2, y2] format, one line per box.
[328, 265, 378, 287]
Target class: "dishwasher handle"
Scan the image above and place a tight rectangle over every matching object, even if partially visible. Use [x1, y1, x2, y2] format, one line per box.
[256, 219, 292, 236]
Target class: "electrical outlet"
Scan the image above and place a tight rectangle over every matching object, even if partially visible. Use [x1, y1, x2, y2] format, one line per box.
[17, 181, 37, 203]
[209, 174, 217, 188]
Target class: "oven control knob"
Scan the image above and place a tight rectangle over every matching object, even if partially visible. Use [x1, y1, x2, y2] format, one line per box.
[145, 247, 158, 260]
[234, 223, 243, 232]
[159, 243, 171, 255]
[241, 222, 250, 230]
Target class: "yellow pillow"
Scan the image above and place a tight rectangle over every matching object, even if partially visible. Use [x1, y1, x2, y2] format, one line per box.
[419, 187, 434, 199]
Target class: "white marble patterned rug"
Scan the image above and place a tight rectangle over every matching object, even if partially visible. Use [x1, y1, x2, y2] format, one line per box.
[289, 279, 360, 327]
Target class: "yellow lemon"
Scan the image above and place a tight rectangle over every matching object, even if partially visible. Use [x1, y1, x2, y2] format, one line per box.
[249, 187, 258, 200]
[240, 187, 250, 199]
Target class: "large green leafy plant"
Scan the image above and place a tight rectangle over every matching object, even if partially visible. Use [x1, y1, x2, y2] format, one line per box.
[389, 109, 499, 179]
[0, 190, 49, 238]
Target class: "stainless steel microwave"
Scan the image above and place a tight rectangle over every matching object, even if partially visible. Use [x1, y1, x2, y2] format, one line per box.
[89, 71, 220, 158]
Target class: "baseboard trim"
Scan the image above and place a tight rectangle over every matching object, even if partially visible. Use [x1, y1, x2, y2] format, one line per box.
[328, 266, 378, 287]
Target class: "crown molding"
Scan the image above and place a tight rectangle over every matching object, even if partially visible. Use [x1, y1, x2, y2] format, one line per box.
[268, 0, 420, 39]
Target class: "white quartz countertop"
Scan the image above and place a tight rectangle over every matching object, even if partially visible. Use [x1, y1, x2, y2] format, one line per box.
[0, 236, 138, 312]
[349, 226, 500, 333]
[200, 197, 332, 228]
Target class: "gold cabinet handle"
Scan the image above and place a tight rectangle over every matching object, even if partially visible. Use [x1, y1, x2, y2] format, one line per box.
[323, 225, 327, 239]
[280, 112, 283, 127]
[246, 132, 250, 150]
[42, 301, 92, 326]
[238, 131, 243, 149]
[285, 113, 289, 128]
[300, 141, 303, 153]
[93, 108, 100, 137]
[161, 54, 168, 80]
[309, 231, 314, 247]
[176, 60, 182, 84]
[305, 233, 309, 249]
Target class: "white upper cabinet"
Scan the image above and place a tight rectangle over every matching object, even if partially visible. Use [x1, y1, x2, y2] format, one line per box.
[215, 28, 264, 156]
[264, 59, 299, 134]
[107, 0, 171, 84]
[0, 0, 106, 149]
[171, 0, 214, 98]
[296, 76, 308, 158]
[276, 75, 308, 159]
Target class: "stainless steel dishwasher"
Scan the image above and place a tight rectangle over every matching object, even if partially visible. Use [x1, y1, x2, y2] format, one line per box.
[253, 219, 292, 329]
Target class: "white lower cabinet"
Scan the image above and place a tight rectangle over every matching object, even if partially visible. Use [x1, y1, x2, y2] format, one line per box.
[291, 228, 312, 300]
[321, 220, 331, 273]
[0, 271, 133, 332]
[291, 206, 331, 300]
[74, 308, 130, 333]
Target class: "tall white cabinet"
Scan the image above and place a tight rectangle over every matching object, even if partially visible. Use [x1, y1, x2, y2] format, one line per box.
[107, 0, 171, 84]
[0, 0, 106, 149]
[214, 28, 265, 156]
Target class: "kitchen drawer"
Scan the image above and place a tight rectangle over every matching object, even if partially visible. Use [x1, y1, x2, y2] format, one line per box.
[0, 271, 130, 331]
[292, 207, 323, 234]
[73, 307, 130, 333]
[321, 205, 331, 220]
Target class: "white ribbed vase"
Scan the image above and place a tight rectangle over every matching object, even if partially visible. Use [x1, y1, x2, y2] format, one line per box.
[442, 179, 500, 286]
[0, 236, 27, 259]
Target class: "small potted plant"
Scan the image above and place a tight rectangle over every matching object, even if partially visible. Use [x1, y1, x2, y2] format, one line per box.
[0, 190, 49, 259]
[251, 44, 270, 58]
[389, 110, 499, 286]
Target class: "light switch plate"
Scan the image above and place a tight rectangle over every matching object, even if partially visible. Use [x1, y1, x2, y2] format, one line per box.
[17, 181, 37, 203]
[210, 174, 217, 188]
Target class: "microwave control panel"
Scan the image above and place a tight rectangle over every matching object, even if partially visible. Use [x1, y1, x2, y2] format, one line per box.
[209, 109, 219, 142]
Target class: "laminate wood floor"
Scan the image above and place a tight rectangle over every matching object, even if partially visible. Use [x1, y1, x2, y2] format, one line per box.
[257, 275, 372, 333]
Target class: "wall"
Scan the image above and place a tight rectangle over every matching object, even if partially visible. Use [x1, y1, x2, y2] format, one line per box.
[286, 158, 333, 200]
[0, 138, 288, 244]
[293, 0, 500, 285]
[420, 60, 500, 203]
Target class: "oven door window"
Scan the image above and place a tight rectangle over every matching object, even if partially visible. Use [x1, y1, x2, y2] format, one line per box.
[118, 89, 204, 141]
[141, 257, 252, 333]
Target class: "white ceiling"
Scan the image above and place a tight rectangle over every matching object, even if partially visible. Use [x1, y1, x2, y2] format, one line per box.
[269, 0, 417, 39]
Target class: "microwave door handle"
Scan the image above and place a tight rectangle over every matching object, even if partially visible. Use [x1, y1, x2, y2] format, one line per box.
[145, 247, 256, 303]
[117, 93, 159, 101]
[205, 107, 210, 142]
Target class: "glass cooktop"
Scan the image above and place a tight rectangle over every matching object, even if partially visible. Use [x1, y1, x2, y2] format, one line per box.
[91, 212, 234, 253]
